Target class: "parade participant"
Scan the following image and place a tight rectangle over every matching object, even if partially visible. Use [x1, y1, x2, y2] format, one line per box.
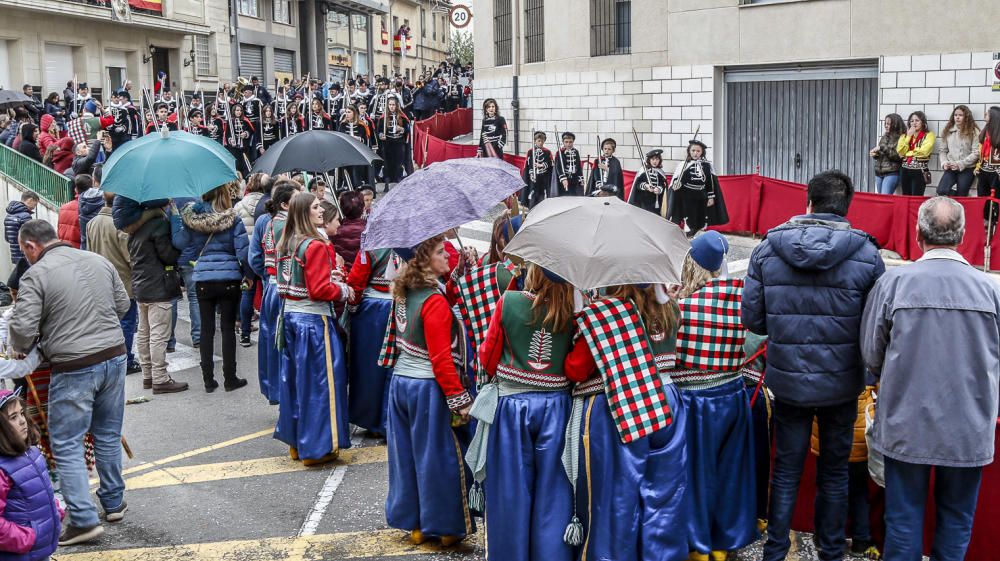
[345, 245, 397, 437]
[376, 97, 410, 186]
[158, 88, 178, 117]
[356, 100, 377, 140]
[144, 103, 178, 135]
[226, 103, 256, 178]
[189, 92, 204, 114]
[274, 192, 352, 466]
[170, 185, 250, 393]
[280, 98, 306, 138]
[629, 149, 668, 214]
[207, 104, 226, 145]
[258, 105, 279, 154]
[370, 79, 392, 121]
[478, 98, 507, 159]
[668, 139, 728, 236]
[555, 132, 584, 196]
[896, 111, 935, 197]
[241, 85, 262, 132]
[0, 388, 62, 560]
[359, 186, 375, 218]
[671, 231, 756, 561]
[249, 180, 299, 404]
[561, 281, 687, 561]
[379, 236, 475, 547]
[520, 131, 553, 208]
[326, 83, 344, 119]
[308, 97, 334, 131]
[469, 263, 576, 561]
[587, 138, 624, 199]
[187, 109, 211, 137]
[108, 91, 140, 149]
[339, 104, 372, 189]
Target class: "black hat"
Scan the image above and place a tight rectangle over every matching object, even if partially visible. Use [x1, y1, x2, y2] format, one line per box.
[331, 83, 342, 91]
[154, 102, 167, 111]
[357, 185, 375, 196]
[688, 139, 708, 151]
[645, 149, 663, 160]
[561, 131, 575, 140]
[347, 79, 356, 86]
[192, 91, 203, 100]
[79, 82, 88, 89]
[242, 84, 254, 92]
[189, 109, 203, 118]
[533, 131, 546, 141]
[601, 138, 616, 149]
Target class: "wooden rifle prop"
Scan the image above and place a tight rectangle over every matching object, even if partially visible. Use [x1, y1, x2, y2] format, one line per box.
[556, 128, 568, 193]
[219, 85, 236, 146]
[583, 154, 592, 195]
[595, 135, 608, 192]
[141, 87, 163, 133]
[629, 127, 656, 209]
[72, 74, 79, 119]
[274, 78, 283, 140]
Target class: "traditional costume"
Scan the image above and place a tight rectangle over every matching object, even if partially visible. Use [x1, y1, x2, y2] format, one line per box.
[561, 295, 688, 561]
[478, 112, 507, 159]
[259, 118, 279, 152]
[670, 232, 756, 559]
[587, 140, 624, 199]
[309, 108, 335, 131]
[273, 235, 352, 463]
[629, 149, 668, 214]
[345, 249, 397, 435]
[554, 132, 584, 197]
[375, 109, 410, 184]
[520, 132, 554, 208]
[226, 110, 256, 177]
[339, 119, 372, 189]
[253, 210, 287, 403]
[380, 249, 475, 541]
[469, 282, 575, 561]
[668, 140, 729, 235]
[281, 109, 306, 138]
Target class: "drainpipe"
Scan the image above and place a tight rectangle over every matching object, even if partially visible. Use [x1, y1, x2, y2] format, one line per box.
[511, 0, 521, 155]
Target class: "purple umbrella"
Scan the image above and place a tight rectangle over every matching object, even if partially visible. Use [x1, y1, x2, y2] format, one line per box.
[361, 157, 524, 251]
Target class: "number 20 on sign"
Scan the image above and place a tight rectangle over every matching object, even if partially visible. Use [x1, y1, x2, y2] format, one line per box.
[450, 4, 472, 29]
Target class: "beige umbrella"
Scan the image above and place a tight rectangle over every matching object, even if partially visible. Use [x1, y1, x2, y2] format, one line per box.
[503, 197, 691, 290]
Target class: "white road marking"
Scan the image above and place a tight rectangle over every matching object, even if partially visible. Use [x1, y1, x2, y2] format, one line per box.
[296, 435, 364, 537]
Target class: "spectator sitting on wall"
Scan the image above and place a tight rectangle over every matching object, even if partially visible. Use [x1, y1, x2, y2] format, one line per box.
[4, 191, 39, 264]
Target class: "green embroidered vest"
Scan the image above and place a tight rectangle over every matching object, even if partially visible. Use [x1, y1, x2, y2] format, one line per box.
[495, 291, 572, 389]
[276, 239, 313, 299]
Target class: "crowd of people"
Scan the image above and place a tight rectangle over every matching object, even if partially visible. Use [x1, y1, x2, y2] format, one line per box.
[871, 104, 1000, 198]
[0, 79, 998, 561]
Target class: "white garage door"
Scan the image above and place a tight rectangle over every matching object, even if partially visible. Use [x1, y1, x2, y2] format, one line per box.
[44, 43, 74, 97]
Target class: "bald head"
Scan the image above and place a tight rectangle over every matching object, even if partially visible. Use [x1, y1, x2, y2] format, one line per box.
[917, 196, 965, 248]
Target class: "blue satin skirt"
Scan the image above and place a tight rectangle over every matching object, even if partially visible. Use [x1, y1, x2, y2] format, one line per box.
[680, 378, 757, 554]
[258, 282, 281, 403]
[577, 384, 690, 561]
[386, 375, 476, 538]
[348, 297, 393, 434]
[273, 312, 352, 460]
[486, 391, 574, 561]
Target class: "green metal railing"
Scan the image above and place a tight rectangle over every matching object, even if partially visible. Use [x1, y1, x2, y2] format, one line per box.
[0, 143, 71, 206]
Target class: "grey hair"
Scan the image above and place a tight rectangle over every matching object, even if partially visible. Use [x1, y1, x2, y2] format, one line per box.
[18, 220, 57, 245]
[917, 196, 965, 246]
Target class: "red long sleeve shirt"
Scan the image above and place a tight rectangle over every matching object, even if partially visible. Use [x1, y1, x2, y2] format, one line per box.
[478, 301, 506, 378]
[302, 240, 347, 302]
[563, 338, 598, 383]
[421, 293, 470, 406]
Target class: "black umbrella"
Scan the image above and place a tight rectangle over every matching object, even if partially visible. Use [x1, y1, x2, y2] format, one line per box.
[0, 90, 33, 111]
[251, 130, 381, 175]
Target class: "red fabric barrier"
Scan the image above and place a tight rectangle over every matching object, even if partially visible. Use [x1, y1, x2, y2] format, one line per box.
[756, 178, 809, 233]
[708, 175, 757, 235]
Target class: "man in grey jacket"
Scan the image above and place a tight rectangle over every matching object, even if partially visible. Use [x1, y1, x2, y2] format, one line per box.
[861, 196, 1000, 561]
[9, 220, 131, 546]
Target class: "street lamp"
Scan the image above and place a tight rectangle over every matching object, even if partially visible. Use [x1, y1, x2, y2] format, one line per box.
[142, 44, 156, 64]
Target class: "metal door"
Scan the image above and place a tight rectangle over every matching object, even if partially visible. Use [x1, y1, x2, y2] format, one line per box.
[44, 43, 74, 98]
[725, 65, 878, 189]
[239, 44, 264, 80]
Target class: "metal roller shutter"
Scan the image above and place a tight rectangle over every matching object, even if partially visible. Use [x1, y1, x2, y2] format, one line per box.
[45, 44, 74, 98]
[725, 64, 878, 189]
[239, 44, 264, 80]
[274, 49, 295, 74]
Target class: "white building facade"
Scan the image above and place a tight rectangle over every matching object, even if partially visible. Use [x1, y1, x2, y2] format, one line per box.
[473, 0, 1000, 188]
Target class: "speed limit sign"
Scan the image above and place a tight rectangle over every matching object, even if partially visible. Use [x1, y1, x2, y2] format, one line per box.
[450, 4, 472, 28]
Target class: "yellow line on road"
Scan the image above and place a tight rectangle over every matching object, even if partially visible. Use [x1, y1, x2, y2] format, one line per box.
[56, 529, 480, 561]
[125, 446, 388, 490]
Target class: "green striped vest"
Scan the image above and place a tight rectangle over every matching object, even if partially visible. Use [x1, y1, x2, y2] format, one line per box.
[276, 239, 315, 299]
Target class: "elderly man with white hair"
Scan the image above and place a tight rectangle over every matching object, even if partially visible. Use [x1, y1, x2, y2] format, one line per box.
[861, 196, 1000, 561]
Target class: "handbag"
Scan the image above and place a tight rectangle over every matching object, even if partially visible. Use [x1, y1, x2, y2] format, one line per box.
[922, 167, 932, 185]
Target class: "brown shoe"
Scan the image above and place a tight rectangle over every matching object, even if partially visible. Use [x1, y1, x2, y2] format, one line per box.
[152, 379, 189, 394]
[143, 379, 152, 390]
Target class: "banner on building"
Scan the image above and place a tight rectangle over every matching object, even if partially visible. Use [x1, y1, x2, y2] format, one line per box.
[129, 0, 162, 13]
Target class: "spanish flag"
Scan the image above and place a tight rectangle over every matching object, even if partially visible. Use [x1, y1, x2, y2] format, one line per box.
[129, 0, 162, 12]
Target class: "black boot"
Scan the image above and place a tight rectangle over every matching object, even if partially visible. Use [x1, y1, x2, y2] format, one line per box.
[204, 377, 219, 393]
[224, 375, 248, 392]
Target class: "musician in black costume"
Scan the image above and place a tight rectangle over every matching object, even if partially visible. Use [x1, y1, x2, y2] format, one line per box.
[144, 102, 178, 135]
[667, 139, 729, 236]
[108, 90, 140, 149]
[207, 104, 226, 144]
[555, 131, 584, 196]
[339, 104, 373, 190]
[187, 109, 211, 137]
[226, 103, 256, 177]
[375, 97, 410, 186]
[587, 138, 624, 199]
[326, 82, 343, 119]
[158, 88, 179, 117]
[309, 97, 334, 130]
[241, 85, 263, 132]
[258, 105, 279, 154]
[281, 96, 306, 137]
[520, 131, 553, 208]
[629, 149, 668, 214]
[478, 98, 507, 159]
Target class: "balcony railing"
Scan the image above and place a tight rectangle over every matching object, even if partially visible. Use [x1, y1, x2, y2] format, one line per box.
[62, 0, 162, 17]
[0, 144, 72, 206]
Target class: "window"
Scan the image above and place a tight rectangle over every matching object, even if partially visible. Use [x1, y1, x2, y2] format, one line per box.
[524, 0, 544, 63]
[354, 51, 368, 76]
[273, 0, 291, 24]
[238, 0, 258, 18]
[393, 16, 399, 34]
[421, 8, 427, 38]
[590, 0, 630, 56]
[382, 64, 388, 77]
[493, 0, 512, 66]
[443, 16, 448, 43]
[432, 9, 436, 41]
[194, 34, 217, 76]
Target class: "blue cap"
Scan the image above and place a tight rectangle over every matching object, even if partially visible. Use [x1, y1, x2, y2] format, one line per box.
[500, 214, 523, 243]
[393, 246, 417, 262]
[689, 231, 729, 272]
[541, 266, 566, 284]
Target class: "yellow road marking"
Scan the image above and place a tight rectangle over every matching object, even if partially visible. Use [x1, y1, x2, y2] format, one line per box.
[90, 428, 274, 487]
[56, 529, 481, 561]
[125, 446, 388, 491]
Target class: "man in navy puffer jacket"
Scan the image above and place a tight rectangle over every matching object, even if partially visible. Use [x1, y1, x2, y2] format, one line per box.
[742, 170, 884, 561]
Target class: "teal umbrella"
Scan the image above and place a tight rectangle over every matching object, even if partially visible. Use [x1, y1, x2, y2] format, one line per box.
[101, 128, 238, 202]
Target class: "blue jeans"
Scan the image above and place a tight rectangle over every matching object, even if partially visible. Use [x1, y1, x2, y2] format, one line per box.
[170, 265, 200, 346]
[876, 173, 900, 195]
[121, 299, 138, 366]
[763, 399, 856, 561]
[883, 457, 983, 561]
[47, 355, 127, 528]
[240, 278, 256, 336]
